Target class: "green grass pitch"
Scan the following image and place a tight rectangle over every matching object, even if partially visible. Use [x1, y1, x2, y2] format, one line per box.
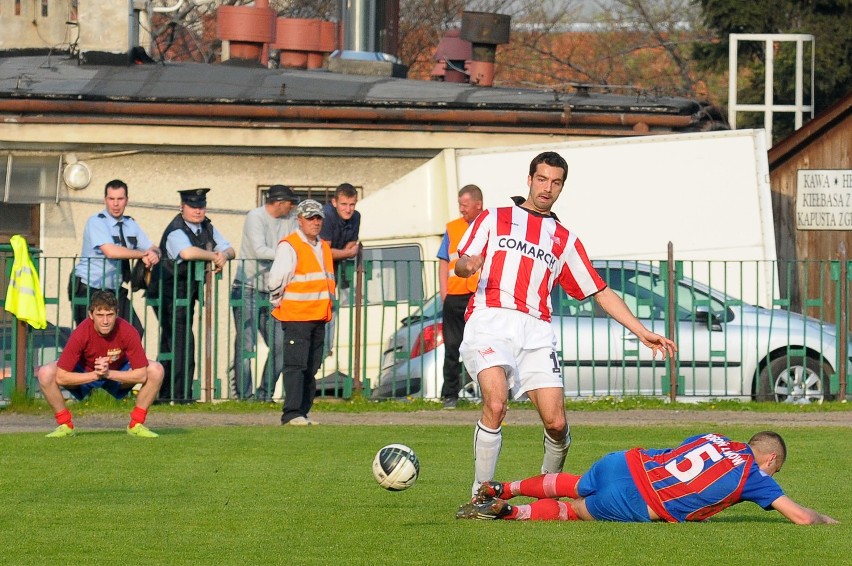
[0, 424, 848, 565]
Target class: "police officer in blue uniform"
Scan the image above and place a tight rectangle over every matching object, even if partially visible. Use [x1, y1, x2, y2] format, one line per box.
[71, 179, 160, 337]
[153, 188, 235, 402]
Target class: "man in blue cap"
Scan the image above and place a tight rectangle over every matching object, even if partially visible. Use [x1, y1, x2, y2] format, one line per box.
[153, 188, 235, 402]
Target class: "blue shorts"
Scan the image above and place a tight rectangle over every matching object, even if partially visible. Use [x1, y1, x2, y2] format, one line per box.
[577, 451, 652, 522]
[65, 362, 134, 401]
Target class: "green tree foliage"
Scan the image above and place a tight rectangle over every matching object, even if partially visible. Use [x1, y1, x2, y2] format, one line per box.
[694, 0, 852, 115]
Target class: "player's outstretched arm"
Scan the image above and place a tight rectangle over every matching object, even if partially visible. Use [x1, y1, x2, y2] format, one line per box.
[771, 495, 838, 524]
[593, 287, 677, 359]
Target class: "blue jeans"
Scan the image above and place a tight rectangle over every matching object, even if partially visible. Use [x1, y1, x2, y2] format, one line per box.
[230, 283, 285, 400]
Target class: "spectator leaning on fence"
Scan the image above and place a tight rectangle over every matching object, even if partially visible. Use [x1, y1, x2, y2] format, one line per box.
[231, 184, 299, 401]
[269, 199, 335, 426]
[153, 188, 235, 403]
[37, 290, 164, 438]
[70, 179, 160, 338]
[319, 182, 361, 356]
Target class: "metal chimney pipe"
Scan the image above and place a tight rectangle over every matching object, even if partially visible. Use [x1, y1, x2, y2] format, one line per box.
[342, 0, 371, 51]
[461, 11, 511, 87]
[340, 0, 399, 55]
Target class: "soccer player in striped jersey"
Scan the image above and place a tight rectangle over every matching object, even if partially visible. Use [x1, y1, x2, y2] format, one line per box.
[457, 431, 838, 525]
[455, 151, 677, 498]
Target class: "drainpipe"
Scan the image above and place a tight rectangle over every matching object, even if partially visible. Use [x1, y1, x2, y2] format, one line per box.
[0, 98, 697, 131]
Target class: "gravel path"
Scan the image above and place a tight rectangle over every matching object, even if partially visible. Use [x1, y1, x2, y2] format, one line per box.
[2, 408, 850, 433]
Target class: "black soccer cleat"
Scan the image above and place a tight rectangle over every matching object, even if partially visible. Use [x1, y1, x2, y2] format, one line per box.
[456, 498, 512, 520]
[475, 481, 506, 502]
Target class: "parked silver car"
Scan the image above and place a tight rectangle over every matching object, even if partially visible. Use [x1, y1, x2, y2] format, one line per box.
[372, 261, 851, 403]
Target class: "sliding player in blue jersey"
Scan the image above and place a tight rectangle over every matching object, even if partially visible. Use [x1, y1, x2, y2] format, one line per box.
[457, 431, 837, 525]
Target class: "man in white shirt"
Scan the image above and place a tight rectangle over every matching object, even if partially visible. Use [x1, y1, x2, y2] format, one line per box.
[231, 184, 298, 400]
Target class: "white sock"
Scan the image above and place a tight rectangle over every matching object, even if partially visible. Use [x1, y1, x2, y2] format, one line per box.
[473, 420, 502, 497]
[541, 425, 571, 474]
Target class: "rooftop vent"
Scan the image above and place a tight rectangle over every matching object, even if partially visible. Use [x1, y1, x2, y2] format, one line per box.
[431, 29, 471, 83]
[460, 11, 511, 87]
[272, 18, 338, 69]
[216, 1, 276, 66]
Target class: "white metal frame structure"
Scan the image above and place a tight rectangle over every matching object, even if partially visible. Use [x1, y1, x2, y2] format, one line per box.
[728, 33, 815, 147]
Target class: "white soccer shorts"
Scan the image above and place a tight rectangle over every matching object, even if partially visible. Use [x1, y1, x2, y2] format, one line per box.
[460, 308, 564, 400]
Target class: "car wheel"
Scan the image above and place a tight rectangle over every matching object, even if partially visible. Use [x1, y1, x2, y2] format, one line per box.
[756, 355, 832, 404]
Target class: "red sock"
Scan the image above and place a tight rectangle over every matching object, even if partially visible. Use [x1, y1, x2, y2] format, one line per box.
[513, 499, 580, 521]
[55, 409, 74, 429]
[129, 406, 148, 428]
[509, 473, 581, 499]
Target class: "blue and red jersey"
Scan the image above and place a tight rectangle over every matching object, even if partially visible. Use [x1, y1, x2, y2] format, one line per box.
[625, 433, 784, 522]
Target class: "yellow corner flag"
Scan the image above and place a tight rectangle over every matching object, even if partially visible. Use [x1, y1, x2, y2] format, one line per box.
[4, 234, 47, 329]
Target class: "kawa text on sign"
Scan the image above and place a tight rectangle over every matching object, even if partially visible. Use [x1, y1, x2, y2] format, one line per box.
[795, 170, 852, 230]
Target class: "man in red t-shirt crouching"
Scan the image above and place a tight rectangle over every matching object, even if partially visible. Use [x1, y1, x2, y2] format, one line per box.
[37, 289, 164, 438]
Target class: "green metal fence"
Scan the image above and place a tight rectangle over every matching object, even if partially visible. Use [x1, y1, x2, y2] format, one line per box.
[2, 254, 850, 404]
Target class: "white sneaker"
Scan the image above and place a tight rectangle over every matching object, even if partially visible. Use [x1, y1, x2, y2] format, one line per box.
[305, 417, 319, 426]
[286, 416, 310, 426]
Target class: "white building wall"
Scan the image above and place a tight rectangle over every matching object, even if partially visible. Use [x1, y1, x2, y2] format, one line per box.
[0, 0, 73, 51]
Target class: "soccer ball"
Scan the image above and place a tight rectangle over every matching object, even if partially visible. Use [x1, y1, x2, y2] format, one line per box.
[372, 444, 420, 491]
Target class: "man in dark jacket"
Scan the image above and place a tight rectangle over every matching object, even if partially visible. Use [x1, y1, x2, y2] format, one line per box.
[153, 188, 235, 402]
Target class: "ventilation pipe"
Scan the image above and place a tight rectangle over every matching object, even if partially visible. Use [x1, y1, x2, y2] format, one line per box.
[460, 11, 510, 87]
[273, 18, 320, 69]
[216, 1, 276, 65]
[431, 29, 471, 83]
[316, 21, 339, 68]
[342, 0, 398, 54]
[271, 19, 337, 70]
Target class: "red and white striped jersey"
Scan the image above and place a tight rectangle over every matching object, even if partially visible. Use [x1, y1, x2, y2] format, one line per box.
[457, 203, 605, 322]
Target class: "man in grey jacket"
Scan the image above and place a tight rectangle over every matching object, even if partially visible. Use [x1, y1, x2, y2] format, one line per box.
[230, 185, 298, 400]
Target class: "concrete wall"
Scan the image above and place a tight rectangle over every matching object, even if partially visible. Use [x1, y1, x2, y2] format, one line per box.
[0, 0, 73, 51]
[77, 0, 131, 55]
[0, 0, 152, 56]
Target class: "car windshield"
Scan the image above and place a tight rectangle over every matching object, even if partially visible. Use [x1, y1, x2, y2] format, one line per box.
[406, 293, 442, 322]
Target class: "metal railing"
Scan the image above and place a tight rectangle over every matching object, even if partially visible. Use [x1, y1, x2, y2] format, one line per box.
[2, 254, 850, 404]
